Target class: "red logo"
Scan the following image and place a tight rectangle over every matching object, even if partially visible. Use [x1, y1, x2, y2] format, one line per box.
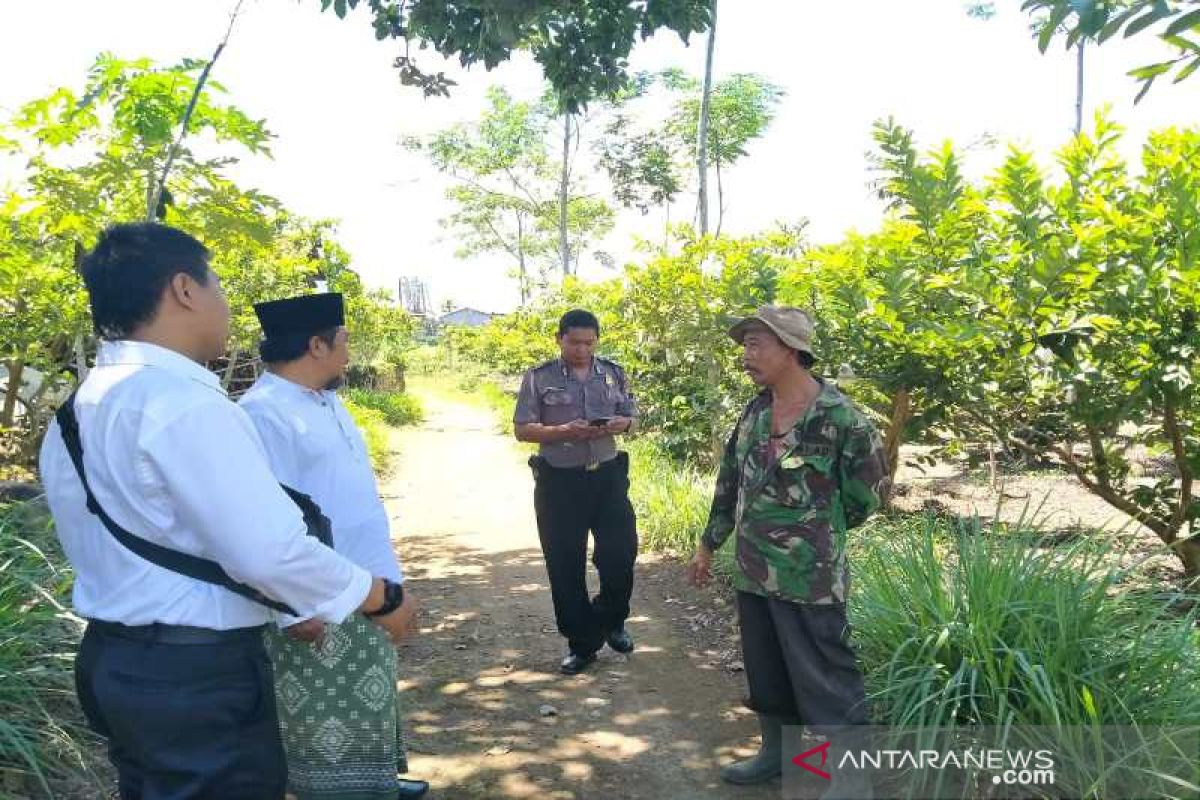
[792, 740, 832, 781]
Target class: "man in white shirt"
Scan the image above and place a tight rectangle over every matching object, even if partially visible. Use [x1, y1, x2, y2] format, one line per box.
[39, 223, 415, 800]
[239, 293, 428, 799]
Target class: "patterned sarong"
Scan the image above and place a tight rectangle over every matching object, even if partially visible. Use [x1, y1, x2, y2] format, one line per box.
[265, 615, 408, 800]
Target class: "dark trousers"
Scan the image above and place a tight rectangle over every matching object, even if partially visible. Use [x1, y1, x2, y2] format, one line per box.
[736, 591, 869, 731]
[531, 452, 638, 655]
[75, 621, 286, 800]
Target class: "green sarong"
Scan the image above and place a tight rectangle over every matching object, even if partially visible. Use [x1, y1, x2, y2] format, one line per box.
[265, 615, 408, 800]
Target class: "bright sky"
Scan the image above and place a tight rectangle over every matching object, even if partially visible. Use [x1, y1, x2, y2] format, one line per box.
[2, 0, 1198, 313]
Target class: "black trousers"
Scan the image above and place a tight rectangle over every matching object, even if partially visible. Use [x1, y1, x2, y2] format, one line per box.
[736, 591, 869, 731]
[76, 620, 286, 800]
[531, 452, 638, 655]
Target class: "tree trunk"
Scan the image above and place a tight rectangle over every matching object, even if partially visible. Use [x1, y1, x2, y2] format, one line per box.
[882, 387, 912, 504]
[147, 0, 245, 220]
[74, 332, 90, 382]
[559, 113, 571, 278]
[516, 214, 530, 306]
[714, 160, 725, 237]
[1074, 40, 1085, 136]
[1177, 536, 1200, 591]
[707, 354, 724, 466]
[663, 202, 671, 252]
[1, 358, 25, 428]
[696, 0, 717, 237]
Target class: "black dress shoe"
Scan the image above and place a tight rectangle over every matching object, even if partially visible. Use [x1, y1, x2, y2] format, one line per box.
[560, 651, 597, 675]
[605, 627, 634, 654]
[397, 777, 430, 798]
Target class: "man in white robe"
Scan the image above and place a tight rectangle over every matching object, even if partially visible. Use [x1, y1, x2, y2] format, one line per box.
[240, 292, 428, 800]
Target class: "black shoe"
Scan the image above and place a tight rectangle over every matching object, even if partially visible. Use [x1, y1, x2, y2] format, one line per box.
[605, 627, 634, 654]
[397, 777, 430, 798]
[560, 651, 597, 675]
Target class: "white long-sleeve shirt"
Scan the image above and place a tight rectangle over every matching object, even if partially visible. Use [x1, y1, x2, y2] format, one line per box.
[38, 340, 372, 630]
[239, 372, 404, 587]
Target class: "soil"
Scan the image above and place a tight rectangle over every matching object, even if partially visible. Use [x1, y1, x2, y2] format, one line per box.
[387, 389, 776, 799]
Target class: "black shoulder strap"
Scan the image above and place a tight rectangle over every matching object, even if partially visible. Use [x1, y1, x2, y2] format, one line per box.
[56, 390, 299, 616]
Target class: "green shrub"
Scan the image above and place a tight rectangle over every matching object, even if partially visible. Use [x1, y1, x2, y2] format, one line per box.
[343, 388, 424, 427]
[343, 400, 390, 472]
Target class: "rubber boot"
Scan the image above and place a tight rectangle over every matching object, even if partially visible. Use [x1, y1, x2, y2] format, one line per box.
[721, 714, 784, 785]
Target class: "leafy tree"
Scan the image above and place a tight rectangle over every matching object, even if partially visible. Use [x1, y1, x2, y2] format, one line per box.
[779, 119, 997, 492]
[1019, 0, 1200, 100]
[0, 53, 277, 452]
[971, 116, 1200, 584]
[407, 86, 613, 303]
[315, 0, 713, 111]
[667, 73, 784, 235]
[789, 114, 1200, 582]
[1, 55, 414, 461]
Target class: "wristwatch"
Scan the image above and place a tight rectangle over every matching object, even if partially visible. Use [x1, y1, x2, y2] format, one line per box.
[363, 579, 405, 618]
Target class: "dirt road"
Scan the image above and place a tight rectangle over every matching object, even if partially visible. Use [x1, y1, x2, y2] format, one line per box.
[383, 389, 778, 799]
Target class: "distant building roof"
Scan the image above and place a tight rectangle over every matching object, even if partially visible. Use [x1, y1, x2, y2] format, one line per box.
[439, 308, 499, 327]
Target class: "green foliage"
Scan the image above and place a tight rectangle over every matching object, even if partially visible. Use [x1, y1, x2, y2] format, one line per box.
[343, 388, 425, 427]
[0, 502, 102, 797]
[442, 113, 1200, 579]
[316, 0, 713, 111]
[853, 512, 1200, 796]
[779, 115, 1199, 574]
[343, 399, 391, 471]
[407, 87, 615, 300]
[0, 55, 416, 464]
[596, 70, 784, 231]
[626, 438, 712, 555]
[1019, 0, 1200, 99]
[445, 229, 800, 464]
[668, 73, 785, 174]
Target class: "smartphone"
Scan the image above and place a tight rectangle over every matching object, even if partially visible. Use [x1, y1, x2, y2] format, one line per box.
[589, 417, 613, 427]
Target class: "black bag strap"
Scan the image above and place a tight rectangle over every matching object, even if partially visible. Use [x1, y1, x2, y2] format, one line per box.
[56, 390, 300, 616]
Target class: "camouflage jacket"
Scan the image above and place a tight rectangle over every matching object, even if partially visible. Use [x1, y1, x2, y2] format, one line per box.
[700, 381, 889, 605]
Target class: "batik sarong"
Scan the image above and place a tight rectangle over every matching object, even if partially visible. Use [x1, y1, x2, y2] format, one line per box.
[265, 615, 408, 800]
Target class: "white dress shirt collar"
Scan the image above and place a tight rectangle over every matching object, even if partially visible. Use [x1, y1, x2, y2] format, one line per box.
[257, 370, 331, 403]
[97, 340, 225, 395]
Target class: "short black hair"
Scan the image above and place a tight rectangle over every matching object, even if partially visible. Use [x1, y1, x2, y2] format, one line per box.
[558, 309, 600, 337]
[797, 350, 815, 369]
[259, 327, 339, 365]
[79, 223, 211, 340]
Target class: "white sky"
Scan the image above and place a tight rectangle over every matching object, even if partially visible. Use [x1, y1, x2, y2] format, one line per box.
[2, 0, 1198, 313]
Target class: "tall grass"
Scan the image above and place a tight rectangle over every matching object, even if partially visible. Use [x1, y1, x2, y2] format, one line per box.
[343, 388, 424, 427]
[0, 500, 103, 798]
[851, 513, 1200, 798]
[626, 439, 713, 557]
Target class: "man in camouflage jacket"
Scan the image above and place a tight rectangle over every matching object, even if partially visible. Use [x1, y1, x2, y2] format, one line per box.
[687, 305, 888, 797]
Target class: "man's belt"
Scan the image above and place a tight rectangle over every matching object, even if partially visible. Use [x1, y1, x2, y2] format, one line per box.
[532, 454, 620, 473]
[87, 619, 266, 645]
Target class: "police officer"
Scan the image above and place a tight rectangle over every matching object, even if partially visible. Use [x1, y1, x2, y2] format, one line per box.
[514, 309, 639, 675]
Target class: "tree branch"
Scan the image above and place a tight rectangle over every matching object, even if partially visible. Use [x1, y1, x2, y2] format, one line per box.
[1165, 400, 1194, 533]
[146, 0, 247, 221]
[1085, 422, 1113, 490]
[962, 408, 1172, 538]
